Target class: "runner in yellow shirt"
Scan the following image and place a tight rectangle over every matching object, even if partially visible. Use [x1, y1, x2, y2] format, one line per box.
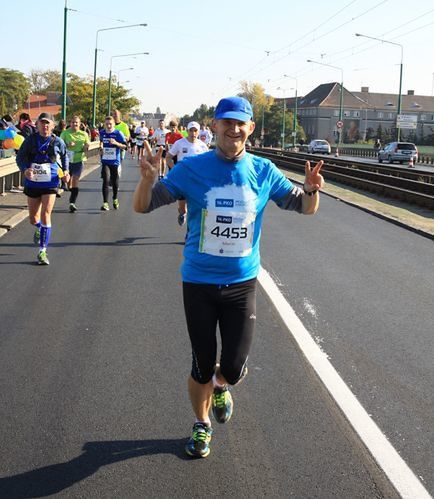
[60, 116, 90, 212]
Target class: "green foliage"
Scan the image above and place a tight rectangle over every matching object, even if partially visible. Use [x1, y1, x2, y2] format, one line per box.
[28, 69, 140, 125]
[261, 102, 305, 147]
[29, 69, 62, 93]
[181, 104, 215, 126]
[0, 68, 31, 113]
[182, 79, 307, 147]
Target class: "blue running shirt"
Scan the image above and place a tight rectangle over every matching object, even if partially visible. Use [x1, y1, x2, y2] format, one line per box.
[99, 129, 126, 166]
[161, 150, 296, 284]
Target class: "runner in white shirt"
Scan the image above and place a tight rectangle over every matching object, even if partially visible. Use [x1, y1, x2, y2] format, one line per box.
[135, 121, 149, 163]
[151, 119, 169, 178]
[199, 123, 213, 146]
[167, 121, 208, 226]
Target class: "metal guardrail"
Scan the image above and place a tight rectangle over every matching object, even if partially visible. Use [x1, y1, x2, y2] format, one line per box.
[331, 146, 434, 165]
[251, 148, 434, 210]
[0, 142, 100, 195]
[294, 145, 434, 165]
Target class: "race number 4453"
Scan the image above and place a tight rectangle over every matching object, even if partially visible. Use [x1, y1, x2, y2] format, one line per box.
[199, 209, 256, 257]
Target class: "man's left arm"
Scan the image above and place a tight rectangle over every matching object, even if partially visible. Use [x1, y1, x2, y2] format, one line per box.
[301, 160, 324, 215]
[57, 137, 69, 172]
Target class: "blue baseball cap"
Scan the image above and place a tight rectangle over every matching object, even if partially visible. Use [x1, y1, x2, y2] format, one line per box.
[214, 96, 253, 122]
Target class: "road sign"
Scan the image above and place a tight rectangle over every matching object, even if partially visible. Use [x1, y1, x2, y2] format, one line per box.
[396, 114, 417, 129]
[336, 120, 344, 129]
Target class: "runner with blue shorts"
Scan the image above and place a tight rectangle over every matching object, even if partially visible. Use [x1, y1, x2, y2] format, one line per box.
[60, 116, 90, 212]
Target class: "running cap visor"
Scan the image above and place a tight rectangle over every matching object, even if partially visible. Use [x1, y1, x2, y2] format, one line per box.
[37, 112, 55, 123]
[187, 121, 200, 131]
[214, 96, 253, 122]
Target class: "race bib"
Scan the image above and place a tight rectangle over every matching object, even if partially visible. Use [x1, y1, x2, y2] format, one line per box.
[136, 139, 144, 146]
[102, 147, 116, 160]
[31, 163, 52, 183]
[199, 209, 255, 257]
[67, 149, 75, 162]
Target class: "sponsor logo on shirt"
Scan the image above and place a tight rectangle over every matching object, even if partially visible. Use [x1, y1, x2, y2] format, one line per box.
[215, 198, 234, 207]
[216, 215, 232, 224]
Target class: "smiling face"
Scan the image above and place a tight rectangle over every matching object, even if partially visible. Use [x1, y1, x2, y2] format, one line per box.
[212, 118, 255, 158]
[70, 116, 80, 132]
[37, 119, 54, 137]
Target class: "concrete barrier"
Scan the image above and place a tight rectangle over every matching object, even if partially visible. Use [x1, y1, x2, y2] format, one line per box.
[0, 142, 100, 194]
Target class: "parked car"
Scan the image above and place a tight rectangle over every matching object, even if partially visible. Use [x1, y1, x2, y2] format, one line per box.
[378, 142, 418, 164]
[308, 139, 331, 154]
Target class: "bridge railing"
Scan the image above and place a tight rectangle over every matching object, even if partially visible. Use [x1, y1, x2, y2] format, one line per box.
[0, 142, 101, 195]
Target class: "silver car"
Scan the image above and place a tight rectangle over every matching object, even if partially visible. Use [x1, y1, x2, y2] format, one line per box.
[308, 139, 331, 154]
[378, 142, 418, 164]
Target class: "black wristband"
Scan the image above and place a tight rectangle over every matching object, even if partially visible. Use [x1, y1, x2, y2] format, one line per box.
[303, 187, 318, 196]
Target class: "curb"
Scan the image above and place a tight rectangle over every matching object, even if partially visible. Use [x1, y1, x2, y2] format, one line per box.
[290, 179, 434, 241]
[0, 209, 29, 230]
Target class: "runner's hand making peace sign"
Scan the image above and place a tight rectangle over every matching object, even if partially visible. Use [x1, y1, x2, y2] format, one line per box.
[304, 160, 324, 193]
[139, 141, 164, 182]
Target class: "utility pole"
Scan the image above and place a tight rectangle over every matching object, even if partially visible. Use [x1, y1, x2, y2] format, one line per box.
[61, 0, 68, 120]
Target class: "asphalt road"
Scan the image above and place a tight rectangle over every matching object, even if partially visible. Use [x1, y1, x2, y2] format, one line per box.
[0, 156, 431, 498]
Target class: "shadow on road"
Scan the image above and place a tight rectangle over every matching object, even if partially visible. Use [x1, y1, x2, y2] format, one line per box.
[0, 438, 189, 498]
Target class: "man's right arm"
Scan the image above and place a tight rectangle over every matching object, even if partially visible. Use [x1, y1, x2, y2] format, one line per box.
[133, 177, 154, 212]
[133, 145, 170, 212]
[16, 136, 32, 172]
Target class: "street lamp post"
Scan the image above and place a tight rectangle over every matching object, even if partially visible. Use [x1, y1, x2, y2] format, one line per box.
[284, 74, 298, 147]
[355, 33, 403, 141]
[91, 23, 147, 128]
[307, 59, 344, 145]
[277, 87, 286, 149]
[115, 67, 134, 88]
[61, 0, 78, 120]
[107, 53, 148, 115]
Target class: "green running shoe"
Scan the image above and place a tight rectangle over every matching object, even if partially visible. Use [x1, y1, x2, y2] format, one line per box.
[101, 202, 110, 211]
[212, 386, 233, 424]
[37, 249, 50, 265]
[33, 227, 40, 245]
[185, 422, 213, 458]
[113, 199, 120, 210]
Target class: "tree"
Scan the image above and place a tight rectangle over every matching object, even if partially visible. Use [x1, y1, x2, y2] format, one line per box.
[181, 104, 215, 126]
[26, 69, 140, 125]
[0, 68, 31, 113]
[29, 69, 62, 94]
[365, 127, 375, 141]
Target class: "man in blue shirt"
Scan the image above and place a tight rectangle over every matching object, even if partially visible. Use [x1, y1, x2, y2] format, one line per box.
[16, 112, 69, 265]
[99, 116, 127, 211]
[133, 96, 324, 458]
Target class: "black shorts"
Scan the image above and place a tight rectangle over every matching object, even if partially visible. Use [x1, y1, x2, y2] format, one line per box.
[183, 278, 257, 385]
[154, 146, 166, 158]
[24, 186, 58, 198]
[100, 163, 119, 178]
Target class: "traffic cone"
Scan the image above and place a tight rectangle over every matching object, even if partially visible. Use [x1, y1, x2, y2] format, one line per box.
[335, 148, 339, 157]
[408, 157, 414, 168]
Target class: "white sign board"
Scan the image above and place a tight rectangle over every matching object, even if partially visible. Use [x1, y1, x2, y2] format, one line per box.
[397, 114, 417, 129]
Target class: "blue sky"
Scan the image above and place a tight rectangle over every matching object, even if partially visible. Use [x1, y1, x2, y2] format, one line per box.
[5, 0, 434, 117]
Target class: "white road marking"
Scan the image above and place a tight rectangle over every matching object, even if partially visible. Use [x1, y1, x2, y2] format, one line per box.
[258, 266, 432, 499]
